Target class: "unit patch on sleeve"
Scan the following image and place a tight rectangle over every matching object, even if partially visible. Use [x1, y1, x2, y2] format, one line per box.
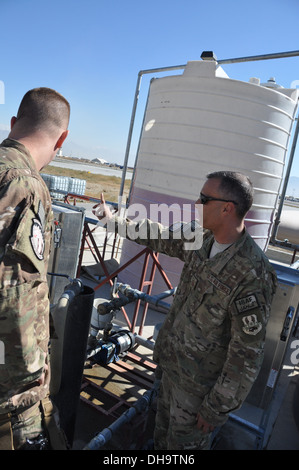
[30, 218, 45, 260]
[241, 314, 262, 336]
[235, 294, 258, 313]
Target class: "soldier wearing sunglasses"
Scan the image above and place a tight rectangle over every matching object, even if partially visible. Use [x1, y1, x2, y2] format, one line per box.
[94, 170, 277, 450]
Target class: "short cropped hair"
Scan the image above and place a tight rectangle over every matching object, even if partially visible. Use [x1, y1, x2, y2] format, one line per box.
[16, 87, 70, 135]
[206, 171, 254, 219]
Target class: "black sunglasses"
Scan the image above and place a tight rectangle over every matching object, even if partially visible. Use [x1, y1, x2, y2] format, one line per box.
[199, 192, 238, 205]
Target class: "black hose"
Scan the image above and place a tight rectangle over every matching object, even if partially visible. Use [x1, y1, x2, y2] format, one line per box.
[51, 284, 94, 447]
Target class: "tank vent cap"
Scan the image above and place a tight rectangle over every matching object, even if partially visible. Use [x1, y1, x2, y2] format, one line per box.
[261, 77, 283, 89]
[201, 51, 218, 61]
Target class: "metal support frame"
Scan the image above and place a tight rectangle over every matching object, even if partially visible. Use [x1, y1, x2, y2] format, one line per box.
[81, 349, 156, 415]
[83, 234, 173, 335]
[270, 111, 299, 252]
[80, 348, 156, 444]
[81, 377, 131, 418]
[62, 192, 173, 336]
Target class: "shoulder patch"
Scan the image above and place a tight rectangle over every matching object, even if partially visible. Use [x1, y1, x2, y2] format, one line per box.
[241, 314, 263, 336]
[235, 294, 258, 313]
[30, 218, 45, 260]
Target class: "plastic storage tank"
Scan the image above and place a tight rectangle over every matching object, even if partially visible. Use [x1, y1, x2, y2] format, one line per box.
[118, 59, 299, 295]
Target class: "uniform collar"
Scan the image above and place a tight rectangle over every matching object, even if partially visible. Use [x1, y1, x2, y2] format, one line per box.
[1, 138, 38, 172]
[197, 229, 249, 274]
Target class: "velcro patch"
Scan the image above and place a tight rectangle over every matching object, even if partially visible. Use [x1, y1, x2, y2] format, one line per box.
[241, 314, 262, 336]
[30, 218, 45, 260]
[37, 200, 46, 230]
[207, 273, 231, 295]
[235, 294, 258, 313]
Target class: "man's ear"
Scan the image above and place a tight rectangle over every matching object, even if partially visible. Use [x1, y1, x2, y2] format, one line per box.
[10, 116, 17, 129]
[223, 202, 234, 214]
[55, 130, 69, 150]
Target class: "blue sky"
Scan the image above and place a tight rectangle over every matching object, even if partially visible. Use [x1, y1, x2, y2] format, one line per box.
[1, 0, 299, 177]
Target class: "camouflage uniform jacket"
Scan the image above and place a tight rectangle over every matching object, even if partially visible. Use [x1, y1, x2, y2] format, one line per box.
[0, 138, 53, 413]
[110, 217, 277, 426]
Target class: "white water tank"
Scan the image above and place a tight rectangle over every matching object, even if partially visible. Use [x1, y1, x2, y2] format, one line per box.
[119, 59, 299, 294]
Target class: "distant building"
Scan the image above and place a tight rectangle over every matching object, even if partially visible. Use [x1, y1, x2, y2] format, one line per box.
[91, 157, 107, 165]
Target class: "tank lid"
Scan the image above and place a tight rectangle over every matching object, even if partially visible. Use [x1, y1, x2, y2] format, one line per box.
[201, 51, 218, 61]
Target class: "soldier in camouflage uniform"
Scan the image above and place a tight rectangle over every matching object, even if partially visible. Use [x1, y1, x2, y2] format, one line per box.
[0, 88, 70, 450]
[94, 170, 277, 450]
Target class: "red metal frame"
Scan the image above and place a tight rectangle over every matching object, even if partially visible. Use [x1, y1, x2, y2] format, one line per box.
[63, 192, 166, 429]
[64, 192, 173, 336]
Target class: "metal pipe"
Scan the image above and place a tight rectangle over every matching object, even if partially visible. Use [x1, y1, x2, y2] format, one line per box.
[115, 282, 175, 310]
[228, 413, 265, 450]
[119, 64, 187, 200]
[127, 82, 152, 204]
[119, 72, 143, 199]
[111, 324, 156, 351]
[218, 50, 299, 65]
[134, 334, 155, 351]
[83, 384, 159, 450]
[271, 113, 299, 246]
